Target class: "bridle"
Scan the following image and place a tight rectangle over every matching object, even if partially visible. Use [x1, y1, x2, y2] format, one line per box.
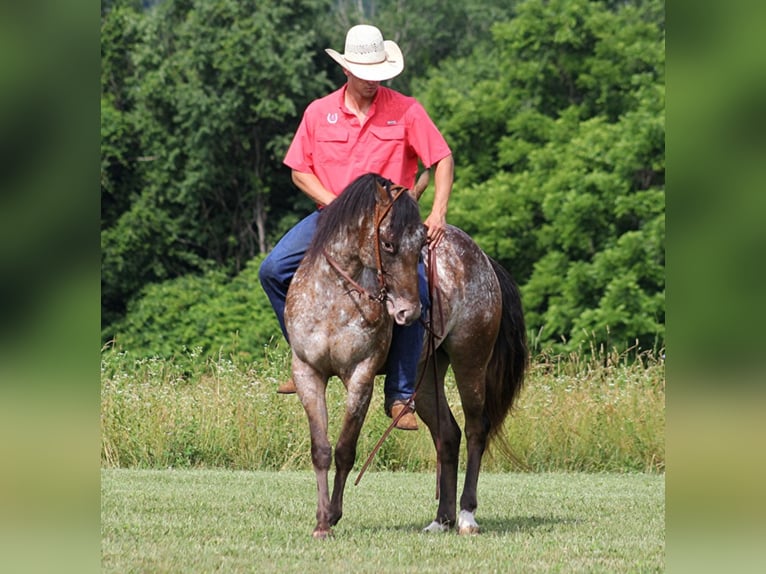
[323, 181, 409, 303]
[321, 178, 446, 497]
[356, 243, 445, 496]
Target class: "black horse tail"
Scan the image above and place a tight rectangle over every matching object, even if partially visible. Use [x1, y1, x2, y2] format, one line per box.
[484, 257, 528, 449]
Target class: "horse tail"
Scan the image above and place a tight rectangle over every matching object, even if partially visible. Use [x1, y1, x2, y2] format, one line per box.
[484, 257, 528, 449]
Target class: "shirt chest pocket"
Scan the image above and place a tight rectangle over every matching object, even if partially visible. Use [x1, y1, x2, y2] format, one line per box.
[369, 125, 406, 142]
[316, 127, 349, 144]
[314, 127, 349, 164]
[313, 127, 350, 169]
[366, 125, 408, 166]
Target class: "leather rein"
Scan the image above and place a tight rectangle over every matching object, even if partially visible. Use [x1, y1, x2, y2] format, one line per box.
[319, 180, 445, 496]
[355, 243, 445, 496]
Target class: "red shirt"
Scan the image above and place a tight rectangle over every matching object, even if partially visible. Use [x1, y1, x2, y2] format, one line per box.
[284, 85, 451, 197]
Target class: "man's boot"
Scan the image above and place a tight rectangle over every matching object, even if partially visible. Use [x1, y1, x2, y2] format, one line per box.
[390, 400, 418, 431]
[277, 379, 297, 394]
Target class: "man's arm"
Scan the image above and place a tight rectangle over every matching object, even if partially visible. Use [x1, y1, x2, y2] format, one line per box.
[423, 154, 454, 246]
[292, 170, 337, 207]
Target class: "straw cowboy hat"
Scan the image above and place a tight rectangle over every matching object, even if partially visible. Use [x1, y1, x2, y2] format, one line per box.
[325, 25, 404, 82]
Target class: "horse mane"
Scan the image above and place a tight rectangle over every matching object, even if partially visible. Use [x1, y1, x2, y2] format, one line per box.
[304, 173, 421, 264]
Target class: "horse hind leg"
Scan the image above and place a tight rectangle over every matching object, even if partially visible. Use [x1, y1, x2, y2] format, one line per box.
[458, 405, 488, 534]
[453, 362, 492, 535]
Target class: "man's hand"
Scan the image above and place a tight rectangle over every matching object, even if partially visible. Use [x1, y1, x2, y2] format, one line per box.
[423, 211, 447, 246]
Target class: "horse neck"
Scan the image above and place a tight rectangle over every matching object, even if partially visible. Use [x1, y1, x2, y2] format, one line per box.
[320, 222, 378, 291]
[321, 221, 376, 278]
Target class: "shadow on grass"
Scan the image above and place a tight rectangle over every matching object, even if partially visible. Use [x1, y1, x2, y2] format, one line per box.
[477, 515, 580, 535]
[353, 515, 578, 536]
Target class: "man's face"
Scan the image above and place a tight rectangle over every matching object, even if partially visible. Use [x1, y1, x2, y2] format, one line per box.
[345, 70, 380, 99]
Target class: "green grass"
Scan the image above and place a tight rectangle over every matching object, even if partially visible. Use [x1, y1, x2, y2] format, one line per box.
[101, 346, 664, 473]
[101, 469, 664, 573]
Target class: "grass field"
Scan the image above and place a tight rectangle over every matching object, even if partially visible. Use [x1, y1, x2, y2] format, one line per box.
[101, 469, 664, 573]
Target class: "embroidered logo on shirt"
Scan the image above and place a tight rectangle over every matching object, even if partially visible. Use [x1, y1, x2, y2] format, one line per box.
[327, 113, 338, 124]
[387, 120, 397, 125]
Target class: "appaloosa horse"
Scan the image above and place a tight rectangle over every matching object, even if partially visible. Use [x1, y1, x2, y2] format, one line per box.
[284, 173, 527, 538]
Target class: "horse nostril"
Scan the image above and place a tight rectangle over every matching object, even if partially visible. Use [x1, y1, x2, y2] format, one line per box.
[395, 305, 420, 326]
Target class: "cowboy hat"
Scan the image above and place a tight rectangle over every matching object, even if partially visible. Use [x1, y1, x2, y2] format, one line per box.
[325, 25, 404, 82]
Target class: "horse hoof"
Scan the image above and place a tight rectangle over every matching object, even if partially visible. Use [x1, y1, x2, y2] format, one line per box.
[312, 528, 333, 540]
[457, 510, 480, 535]
[422, 520, 451, 533]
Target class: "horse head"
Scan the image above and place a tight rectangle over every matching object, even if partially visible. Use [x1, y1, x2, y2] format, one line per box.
[303, 173, 426, 326]
[370, 177, 427, 326]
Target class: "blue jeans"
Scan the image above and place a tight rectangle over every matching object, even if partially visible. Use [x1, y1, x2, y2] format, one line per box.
[258, 211, 429, 407]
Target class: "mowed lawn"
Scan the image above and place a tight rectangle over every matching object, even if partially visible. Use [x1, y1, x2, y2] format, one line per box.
[101, 469, 664, 573]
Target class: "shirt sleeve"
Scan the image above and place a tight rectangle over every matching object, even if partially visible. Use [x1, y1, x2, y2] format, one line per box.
[405, 101, 452, 168]
[284, 109, 314, 173]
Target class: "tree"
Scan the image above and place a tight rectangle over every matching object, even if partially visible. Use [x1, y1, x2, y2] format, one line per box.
[102, 0, 665, 357]
[416, 0, 664, 353]
[110, 255, 282, 362]
[327, 0, 519, 94]
[101, 0, 333, 334]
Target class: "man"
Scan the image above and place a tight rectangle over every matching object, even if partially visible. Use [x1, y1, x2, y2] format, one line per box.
[259, 24, 454, 431]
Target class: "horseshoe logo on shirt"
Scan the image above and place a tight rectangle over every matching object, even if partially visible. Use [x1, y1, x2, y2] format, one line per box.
[327, 113, 338, 124]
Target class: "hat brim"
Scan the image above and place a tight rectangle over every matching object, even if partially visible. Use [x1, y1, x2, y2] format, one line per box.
[325, 40, 404, 82]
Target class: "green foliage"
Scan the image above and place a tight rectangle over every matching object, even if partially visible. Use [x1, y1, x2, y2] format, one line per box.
[101, 0, 665, 358]
[521, 102, 665, 351]
[107, 256, 282, 363]
[418, 0, 665, 353]
[101, 0, 332, 331]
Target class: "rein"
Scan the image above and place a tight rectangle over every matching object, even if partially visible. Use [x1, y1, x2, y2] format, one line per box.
[355, 243, 445, 495]
[322, 178, 444, 494]
[323, 183, 408, 303]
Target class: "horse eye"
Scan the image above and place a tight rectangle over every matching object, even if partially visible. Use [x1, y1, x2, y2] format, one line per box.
[381, 240, 396, 254]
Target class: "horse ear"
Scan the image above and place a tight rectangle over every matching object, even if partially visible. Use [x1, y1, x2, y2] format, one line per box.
[375, 178, 392, 206]
[410, 170, 430, 201]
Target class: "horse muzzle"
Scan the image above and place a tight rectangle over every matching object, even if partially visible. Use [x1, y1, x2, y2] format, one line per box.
[386, 297, 421, 326]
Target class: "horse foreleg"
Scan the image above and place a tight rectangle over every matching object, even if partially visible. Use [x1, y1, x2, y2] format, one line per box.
[430, 410, 461, 531]
[294, 365, 333, 539]
[328, 375, 375, 526]
[311, 437, 333, 539]
[415, 352, 461, 532]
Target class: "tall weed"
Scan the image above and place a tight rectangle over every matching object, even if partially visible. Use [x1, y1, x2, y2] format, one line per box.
[101, 345, 664, 472]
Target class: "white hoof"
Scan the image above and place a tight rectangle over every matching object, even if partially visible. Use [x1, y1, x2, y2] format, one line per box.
[423, 520, 451, 533]
[457, 510, 480, 535]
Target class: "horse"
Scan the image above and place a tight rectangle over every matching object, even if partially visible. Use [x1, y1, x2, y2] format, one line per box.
[284, 172, 527, 538]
